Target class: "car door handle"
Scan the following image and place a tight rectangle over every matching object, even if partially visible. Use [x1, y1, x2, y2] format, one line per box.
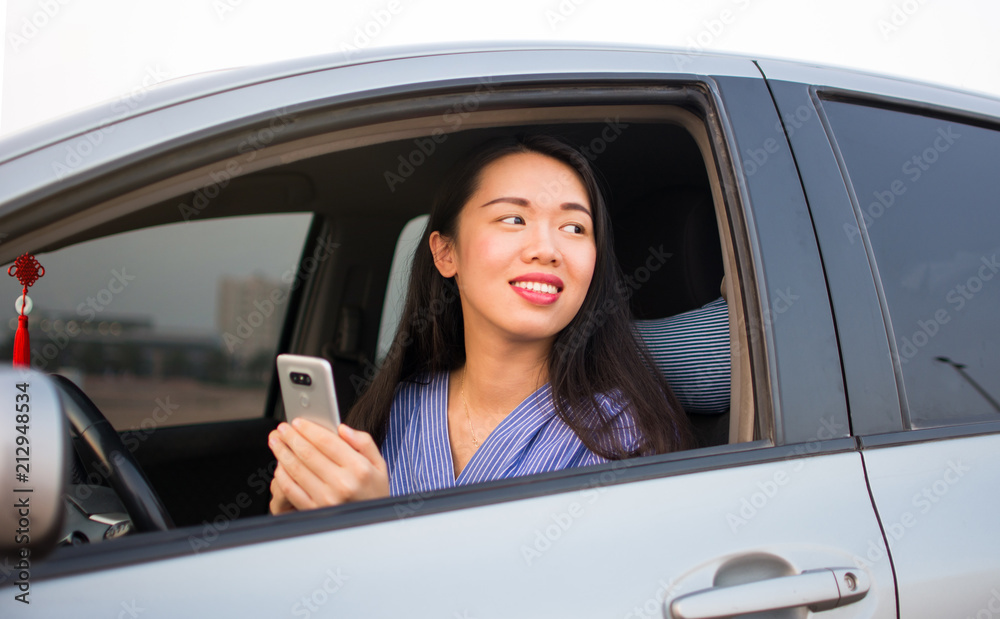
[668, 567, 870, 618]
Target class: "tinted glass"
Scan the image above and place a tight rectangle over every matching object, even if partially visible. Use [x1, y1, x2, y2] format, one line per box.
[4, 214, 313, 429]
[824, 100, 1000, 427]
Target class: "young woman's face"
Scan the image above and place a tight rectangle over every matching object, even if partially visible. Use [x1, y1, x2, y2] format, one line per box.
[432, 151, 597, 346]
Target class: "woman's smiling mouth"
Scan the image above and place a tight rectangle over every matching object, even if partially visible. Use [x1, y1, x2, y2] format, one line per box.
[509, 273, 564, 305]
[512, 281, 559, 294]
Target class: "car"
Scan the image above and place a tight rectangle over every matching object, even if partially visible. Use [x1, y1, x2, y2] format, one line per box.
[1, 41, 999, 618]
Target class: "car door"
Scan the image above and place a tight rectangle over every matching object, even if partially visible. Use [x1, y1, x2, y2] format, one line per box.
[2, 49, 895, 617]
[764, 60, 1000, 618]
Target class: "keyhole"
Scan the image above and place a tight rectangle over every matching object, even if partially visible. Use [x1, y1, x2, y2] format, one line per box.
[843, 572, 857, 591]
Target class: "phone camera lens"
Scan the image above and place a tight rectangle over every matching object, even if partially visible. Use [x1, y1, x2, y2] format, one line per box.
[290, 372, 312, 386]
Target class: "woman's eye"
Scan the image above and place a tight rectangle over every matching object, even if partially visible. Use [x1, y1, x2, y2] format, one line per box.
[500, 216, 525, 225]
[561, 223, 585, 234]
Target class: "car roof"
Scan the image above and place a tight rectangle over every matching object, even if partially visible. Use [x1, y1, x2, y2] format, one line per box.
[5, 40, 999, 167]
[4, 40, 721, 162]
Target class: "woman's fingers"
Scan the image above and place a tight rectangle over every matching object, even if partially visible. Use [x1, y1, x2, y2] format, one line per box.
[336, 424, 390, 500]
[290, 419, 390, 501]
[269, 463, 301, 514]
[270, 426, 343, 507]
[270, 461, 316, 511]
[268, 421, 389, 508]
[338, 424, 388, 473]
[290, 418, 369, 469]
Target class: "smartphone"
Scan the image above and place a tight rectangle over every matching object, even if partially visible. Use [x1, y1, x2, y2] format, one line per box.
[276, 354, 341, 432]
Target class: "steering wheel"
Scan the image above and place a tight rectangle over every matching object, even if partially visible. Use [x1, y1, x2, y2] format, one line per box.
[52, 375, 174, 532]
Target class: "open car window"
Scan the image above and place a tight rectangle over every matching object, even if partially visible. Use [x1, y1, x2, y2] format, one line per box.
[366, 116, 746, 450]
[10, 81, 781, 569]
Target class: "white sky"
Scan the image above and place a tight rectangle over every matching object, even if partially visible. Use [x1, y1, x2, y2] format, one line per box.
[2, 0, 999, 136]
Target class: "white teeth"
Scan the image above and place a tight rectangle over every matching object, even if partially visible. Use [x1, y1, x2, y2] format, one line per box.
[513, 281, 558, 295]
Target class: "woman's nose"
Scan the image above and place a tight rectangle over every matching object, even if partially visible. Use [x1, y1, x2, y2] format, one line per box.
[522, 225, 561, 265]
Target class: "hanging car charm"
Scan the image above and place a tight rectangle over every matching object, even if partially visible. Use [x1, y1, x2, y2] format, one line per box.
[7, 253, 45, 367]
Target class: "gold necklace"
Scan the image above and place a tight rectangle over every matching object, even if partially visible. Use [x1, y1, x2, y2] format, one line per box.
[460, 367, 480, 448]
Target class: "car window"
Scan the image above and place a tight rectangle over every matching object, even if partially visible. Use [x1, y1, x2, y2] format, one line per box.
[8, 213, 313, 430]
[822, 100, 1000, 427]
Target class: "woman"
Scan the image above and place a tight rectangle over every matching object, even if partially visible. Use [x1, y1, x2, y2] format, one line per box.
[268, 135, 693, 514]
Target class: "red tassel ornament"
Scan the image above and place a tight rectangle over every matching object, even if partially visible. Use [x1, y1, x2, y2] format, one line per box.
[13, 315, 30, 366]
[7, 254, 45, 368]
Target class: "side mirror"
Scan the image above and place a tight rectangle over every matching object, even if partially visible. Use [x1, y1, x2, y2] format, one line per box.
[1, 369, 69, 569]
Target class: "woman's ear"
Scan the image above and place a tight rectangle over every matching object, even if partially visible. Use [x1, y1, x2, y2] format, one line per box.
[429, 231, 457, 278]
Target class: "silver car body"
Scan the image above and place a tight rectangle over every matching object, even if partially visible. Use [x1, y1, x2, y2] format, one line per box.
[1, 42, 998, 618]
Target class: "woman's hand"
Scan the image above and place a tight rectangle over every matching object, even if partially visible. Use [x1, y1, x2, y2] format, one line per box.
[268, 419, 390, 514]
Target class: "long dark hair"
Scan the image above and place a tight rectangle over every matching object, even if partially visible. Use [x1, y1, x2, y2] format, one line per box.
[347, 135, 694, 457]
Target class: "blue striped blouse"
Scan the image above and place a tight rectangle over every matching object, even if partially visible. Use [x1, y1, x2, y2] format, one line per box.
[380, 372, 640, 496]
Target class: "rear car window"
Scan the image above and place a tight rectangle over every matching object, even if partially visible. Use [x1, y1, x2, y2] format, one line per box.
[823, 100, 1000, 427]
